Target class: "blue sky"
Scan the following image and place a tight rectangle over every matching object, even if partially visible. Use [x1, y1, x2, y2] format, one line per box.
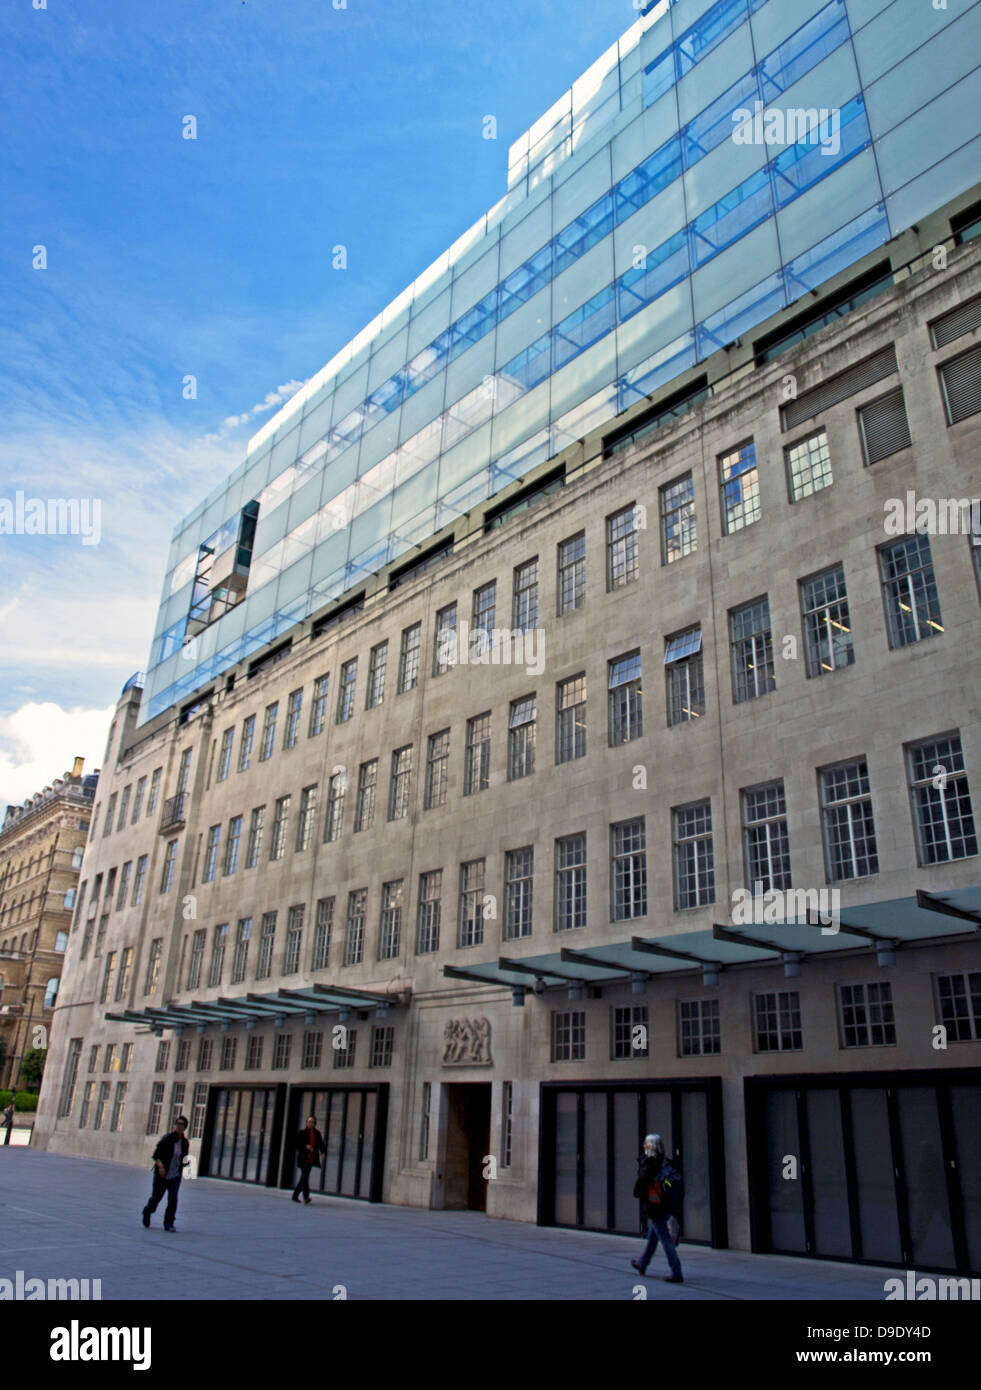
[0, 0, 638, 810]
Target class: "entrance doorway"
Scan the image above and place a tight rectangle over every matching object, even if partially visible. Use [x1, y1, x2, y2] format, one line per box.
[442, 1083, 492, 1211]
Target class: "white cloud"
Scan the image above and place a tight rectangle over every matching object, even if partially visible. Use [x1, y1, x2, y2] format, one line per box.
[0, 701, 114, 816]
[211, 379, 306, 435]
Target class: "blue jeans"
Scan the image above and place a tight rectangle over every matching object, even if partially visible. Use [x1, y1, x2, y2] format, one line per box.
[637, 1213, 681, 1276]
[145, 1174, 181, 1228]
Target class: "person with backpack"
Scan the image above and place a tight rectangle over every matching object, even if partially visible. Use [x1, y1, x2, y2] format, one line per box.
[631, 1133, 684, 1283]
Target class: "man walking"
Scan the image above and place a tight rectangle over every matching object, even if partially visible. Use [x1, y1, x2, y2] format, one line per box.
[631, 1133, 684, 1284]
[3, 1101, 14, 1146]
[292, 1114, 326, 1205]
[142, 1115, 190, 1232]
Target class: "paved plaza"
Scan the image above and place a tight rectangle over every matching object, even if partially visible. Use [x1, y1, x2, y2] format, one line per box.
[0, 1147, 902, 1301]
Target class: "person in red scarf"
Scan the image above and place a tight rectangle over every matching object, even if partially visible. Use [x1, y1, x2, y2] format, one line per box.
[292, 1114, 326, 1204]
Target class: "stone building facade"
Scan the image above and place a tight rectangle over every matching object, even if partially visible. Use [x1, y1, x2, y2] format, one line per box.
[34, 212, 981, 1272]
[0, 760, 96, 1091]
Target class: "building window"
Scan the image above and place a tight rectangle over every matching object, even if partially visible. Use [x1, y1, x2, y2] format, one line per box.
[259, 702, 278, 761]
[907, 734, 977, 864]
[557, 532, 586, 614]
[551, 1010, 586, 1061]
[116, 786, 131, 831]
[939, 345, 981, 424]
[504, 848, 534, 941]
[219, 1037, 238, 1071]
[59, 1038, 82, 1116]
[743, 782, 791, 892]
[230, 917, 251, 984]
[513, 559, 539, 630]
[217, 728, 234, 781]
[664, 628, 704, 725]
[132, 776, 147, 822]
[555, 673, 587, 765]
[471, 581, 497, 659]
[224, 816, 243, 875]
[459, 860, 485, 947]
[143, 939, 162, 995]
[175, 1040, 191, 1072]
[786, 429, 832, 501]
[420, 1081, 432, 1161]
[324, 772, 345, 842]
[78, 1081, 94, 1128]
[103, 1044, 116, 1074]
[858, 387, 911, 465]
[100, 951, 116, 1004]
[190, 1083, 208, 1139]
[719, 441, 760, 533]
[296, 785, 318, 851]
[679, 999, 720, 1056]
[169, 1083, 186, 1126]
[301, 1031, 322, 1069]
[389, 747, 413, 820]
[270, 795, 291, 860]
[416, 870, 442, 954]
[155, 1040, 171, 1072]
[245, 1035, 263, 1071]
[116, 948, 132, 1001]
[612, 818, 647, 920]
[433, 604, 457, 675]
[110, 1082, 128, 1132]
[355, 761, 377, 832]
[607, 505, 638, 589]
[366, 642, 388, 709]
[660, 474, 696, 564]
[840, 982, 895, 1047]
[208, 924, 228, 988]
[398, 624, 421, 693]
[333, 1028, 356, 1070]
[116, 863, 132, 910]
[801, 565, 853, 677]
[508, 696, 536, 780]
[821, 760, 879, 881]
[187, 929, 206, 990]
[246, 806, 265, 867]
[93, 1081, 110, 1131]
[425, 729, 450, 809]
[464, 713, 492, 795]
[238, 715, 255, 771]
[879, 535, 943, 649]
[370, 1026, 394, 1068]
[555, 833, 586, 932]
[936, 972, 981, 1042]
[103, 792, 117, 837]
[673, 802, 715, 909]
[309, 674, 330, 736]
[379, 880, 403, 960]
[283, 905, 304, 974]
[755, 991, 802, 1051]
[160, 839, 178, 893]
[283, 689, 303, 749]
[197, 1038, 214, 1072]
[344, 889, 367, 966]
[88, 1045, 100, 1074]
[730, 597, 776, 703]
[501, 1082, 513, 1167]
[273, 1033, 292, 1070]
[612, 1005, 649, 1060]
[312, 897, 334, 971]
[608, 652, 642, 745]
[337, 659, 358, 722]
[147, 768, 162, 814]
[255, 906, 275, 984]
[202, 825, 221, 882]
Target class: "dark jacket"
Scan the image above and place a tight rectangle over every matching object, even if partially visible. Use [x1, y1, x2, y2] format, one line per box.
[152, 1131, 190, 1174]
[636, 1154, 683, 1219]
[295, 1127, 326, 1168]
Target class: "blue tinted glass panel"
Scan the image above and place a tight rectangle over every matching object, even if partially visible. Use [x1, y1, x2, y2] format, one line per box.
[617, 230, 689, 320]
[760, 0, 849, 104]
[553, 194, 614, 277]
[615, 137, 683, 222]
[676, 0, 747, 77]
[552, 285, 617, 368]
[696, 269, 785, 357]
[771, 97, 869, 208]
[783, 204, 889, 297]
[501, 334, 552, 391]
[499, 245, 552, 319]
[690, 167, 772, 266]
[642, 49, 675, 109]
[684, 69, 759, 168]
